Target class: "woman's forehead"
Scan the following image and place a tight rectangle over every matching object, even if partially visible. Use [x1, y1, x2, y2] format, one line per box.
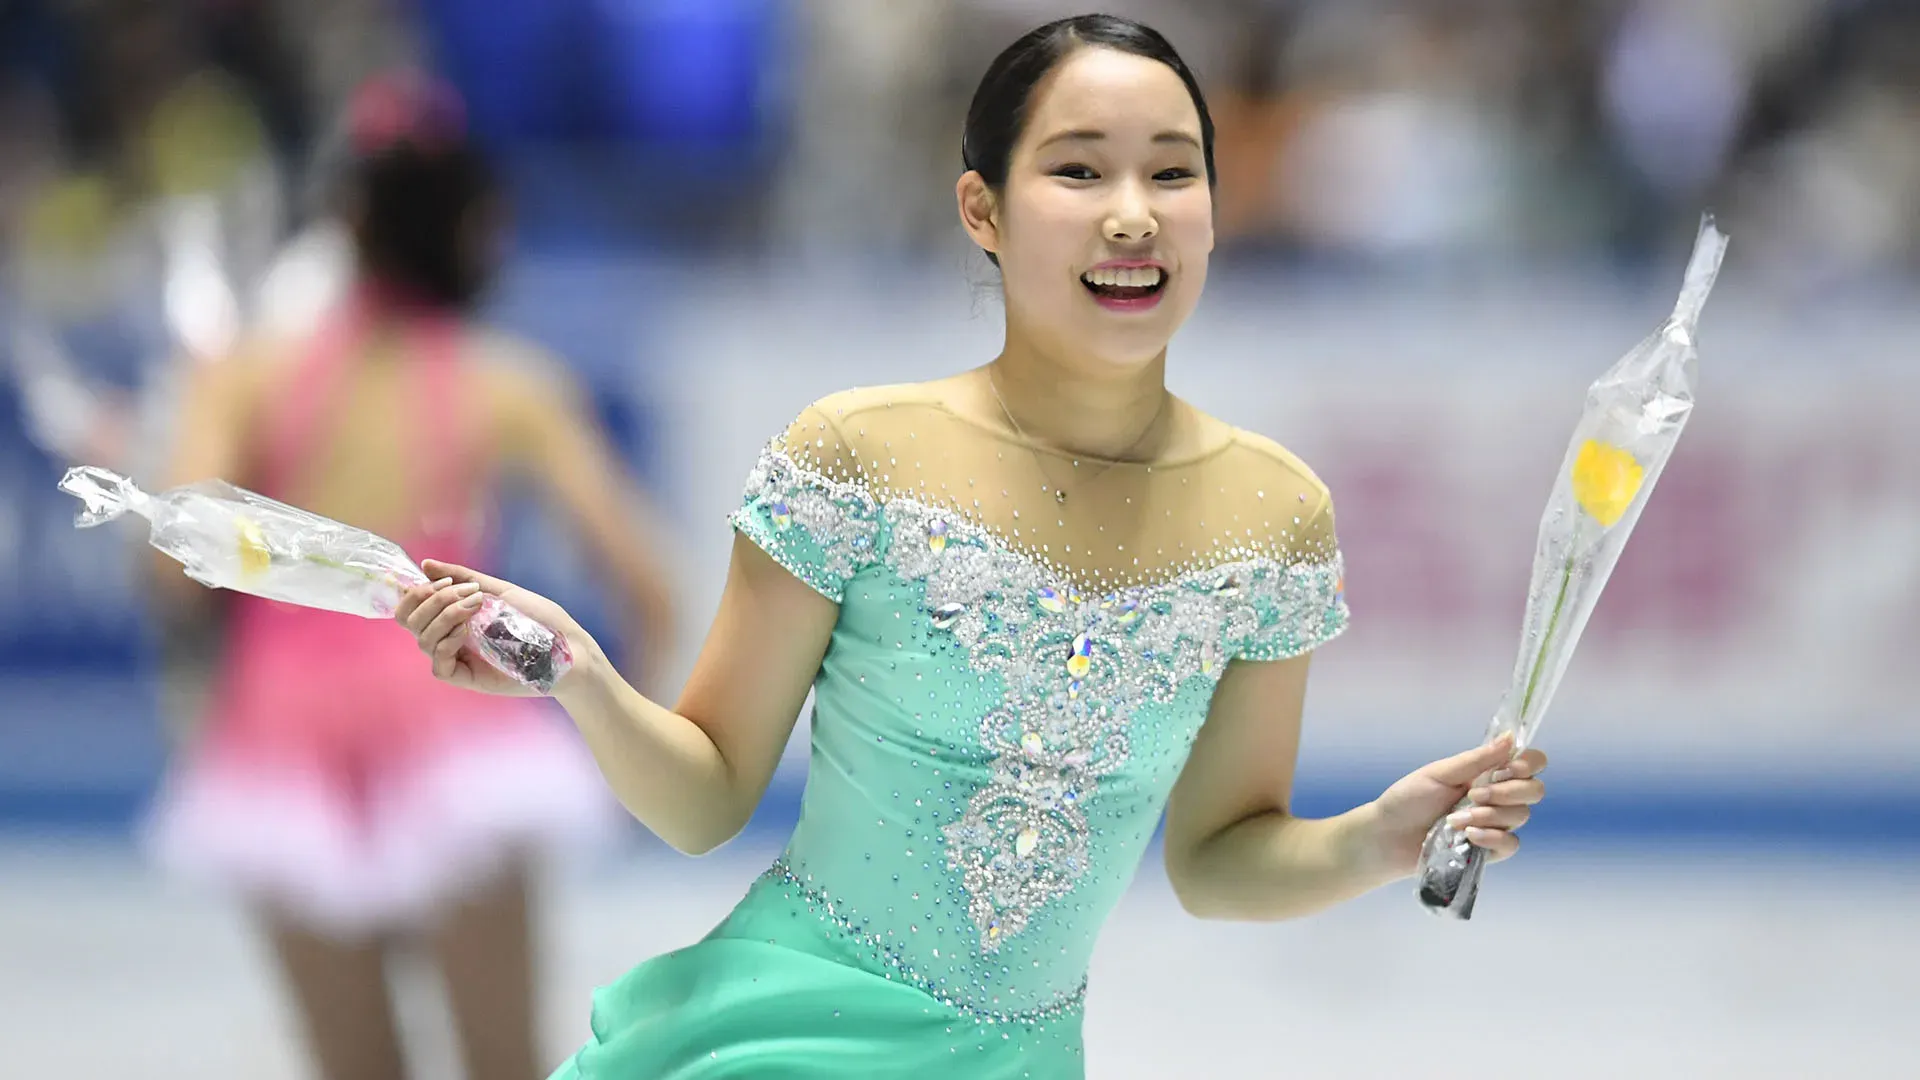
[1022, 48, 1201, 145]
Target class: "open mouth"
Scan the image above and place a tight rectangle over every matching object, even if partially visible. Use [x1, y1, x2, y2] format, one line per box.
[1080, 266, 1166, 305]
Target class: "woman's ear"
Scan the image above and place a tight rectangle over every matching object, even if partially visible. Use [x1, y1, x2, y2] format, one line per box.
[956, 171, 1000, 257]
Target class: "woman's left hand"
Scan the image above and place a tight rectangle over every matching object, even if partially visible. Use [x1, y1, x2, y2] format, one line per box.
[1358, 733, 1549, 877]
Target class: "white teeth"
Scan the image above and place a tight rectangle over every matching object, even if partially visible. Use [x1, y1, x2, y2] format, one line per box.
[1081, 267, 1163, 288]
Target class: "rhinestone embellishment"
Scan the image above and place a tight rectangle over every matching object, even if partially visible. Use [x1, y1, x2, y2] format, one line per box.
[734, 449, 883, 601]
[884, 498, 1345, 953]
[736, 445, 1348, 957]
[760, 858, 1087, 1027]
[1066, 634, 1093, 678]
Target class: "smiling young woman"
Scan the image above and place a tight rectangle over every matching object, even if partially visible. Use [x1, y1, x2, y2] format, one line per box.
[398, 15, 1549, 1079]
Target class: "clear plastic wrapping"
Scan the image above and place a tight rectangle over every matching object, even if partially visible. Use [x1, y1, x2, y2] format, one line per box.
[59, 466, 571, 693]
[1415, 216, 1729, 918]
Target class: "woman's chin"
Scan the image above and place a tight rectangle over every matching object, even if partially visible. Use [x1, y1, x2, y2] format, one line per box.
[1071, 317, 1186, 370]
[1008, 295, 1193, 370]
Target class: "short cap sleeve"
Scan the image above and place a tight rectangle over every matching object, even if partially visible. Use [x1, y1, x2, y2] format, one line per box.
[1235, 488, 1349, 662]
[730, 403, 887, 603]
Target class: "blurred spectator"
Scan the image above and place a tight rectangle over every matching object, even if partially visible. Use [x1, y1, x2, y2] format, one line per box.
[2, 0, 1919, 268]
[1720, 0, 1920, 289]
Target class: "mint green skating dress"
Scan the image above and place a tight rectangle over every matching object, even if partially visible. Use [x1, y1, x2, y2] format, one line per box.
[553, 385, 1348, 1079]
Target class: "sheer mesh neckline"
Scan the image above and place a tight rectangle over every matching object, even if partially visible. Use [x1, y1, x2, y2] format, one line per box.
[763, 384, 1339, 595]
[927, 395, 1239, 471]
[768, 444, 1332, 596]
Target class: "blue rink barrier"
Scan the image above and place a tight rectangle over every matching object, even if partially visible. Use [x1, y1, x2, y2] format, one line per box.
[4, 694, 1917, 851]
[5, 776, 1918, 848]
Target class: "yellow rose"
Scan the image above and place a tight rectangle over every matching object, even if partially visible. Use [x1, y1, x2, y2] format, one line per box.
[1571, 439, 1644, 527]
[236, 517, 272, 578]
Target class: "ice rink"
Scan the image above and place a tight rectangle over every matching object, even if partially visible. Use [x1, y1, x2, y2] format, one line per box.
[5, 835, 1914, 1079]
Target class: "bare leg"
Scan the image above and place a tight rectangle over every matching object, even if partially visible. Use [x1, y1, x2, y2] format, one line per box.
[261, 909, 407, 1080]
[427, 861, 542, 1080]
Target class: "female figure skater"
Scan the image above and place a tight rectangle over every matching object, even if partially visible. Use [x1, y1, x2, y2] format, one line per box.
[401, 16, 1548, 1079]
[151, 73, 675, 1080]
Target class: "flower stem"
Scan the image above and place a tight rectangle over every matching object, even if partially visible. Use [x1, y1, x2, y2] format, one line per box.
[301, 552, 377, 580]
[1518, 551, 1576, 727]
[290, 551, 415, 591]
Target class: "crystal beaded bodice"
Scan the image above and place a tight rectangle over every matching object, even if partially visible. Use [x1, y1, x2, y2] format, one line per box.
[725, 384, 1349, 1025]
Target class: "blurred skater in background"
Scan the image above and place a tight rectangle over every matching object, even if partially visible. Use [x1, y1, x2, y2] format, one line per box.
[142, 72, 675, 1080]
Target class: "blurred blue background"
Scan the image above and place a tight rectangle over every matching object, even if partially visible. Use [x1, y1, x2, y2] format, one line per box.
[0, 1, 1915, 1076]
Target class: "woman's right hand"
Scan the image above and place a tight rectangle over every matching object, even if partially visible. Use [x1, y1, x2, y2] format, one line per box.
[396, 559, 597, 697]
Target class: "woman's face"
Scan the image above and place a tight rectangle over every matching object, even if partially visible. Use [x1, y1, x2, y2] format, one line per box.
[974, 47, 1214, 372]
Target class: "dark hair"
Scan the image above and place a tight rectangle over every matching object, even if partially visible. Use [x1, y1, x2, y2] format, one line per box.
[962, 15, 1217, 192]
[342, 74, 500, 311]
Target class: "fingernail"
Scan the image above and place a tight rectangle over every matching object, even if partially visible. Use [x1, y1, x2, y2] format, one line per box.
[1490, 769, 1513, 784]
[1446, 810, 1472, 829]
[432, 577, 453, 589]
[1468, 787, 1491, 804]
[462, 593, 485, 607]
[1465, 827, 1492, 844]
[457, 582, 480, 596]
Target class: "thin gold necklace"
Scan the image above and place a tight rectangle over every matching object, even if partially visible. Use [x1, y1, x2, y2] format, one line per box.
[985, 367, 1170, 505]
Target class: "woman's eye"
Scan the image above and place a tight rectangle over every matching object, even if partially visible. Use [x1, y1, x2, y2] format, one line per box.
[1051, 164, 1098, 181]
[1155, 168, 1197, 183]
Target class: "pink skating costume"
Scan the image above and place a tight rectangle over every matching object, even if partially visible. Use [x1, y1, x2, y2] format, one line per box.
[145, 296, 621, 936]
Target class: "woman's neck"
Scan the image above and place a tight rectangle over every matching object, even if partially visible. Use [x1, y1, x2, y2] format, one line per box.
[984, 338, 1172, 463]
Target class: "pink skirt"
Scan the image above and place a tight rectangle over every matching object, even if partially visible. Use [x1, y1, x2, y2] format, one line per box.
[144, 599, 624, 937]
